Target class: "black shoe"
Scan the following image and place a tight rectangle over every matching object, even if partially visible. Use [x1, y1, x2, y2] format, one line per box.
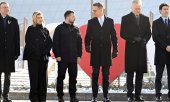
[91, 97, 97, 102]
[3, 98, 12, 102]
[31, 101, 39, 102]
[103, 97, 111, 102]
[156, 96, 162, 101]
[70, 97, 79, 102]
[134, 97, 144, 101]
[58, 97, 64, 102]
[128, 97, 134, 101]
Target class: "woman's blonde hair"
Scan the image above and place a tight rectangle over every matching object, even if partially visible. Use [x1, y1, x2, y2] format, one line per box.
[32, 11, 45, 27]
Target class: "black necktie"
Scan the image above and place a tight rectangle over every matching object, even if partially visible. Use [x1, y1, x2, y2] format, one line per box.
[165, 19, 168, 26]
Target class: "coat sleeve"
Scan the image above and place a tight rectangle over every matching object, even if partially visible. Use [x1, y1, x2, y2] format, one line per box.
[52, 26, 61, 58]
[120, 16, 135, 42]
[110, 19, 118, 52]
[14, 19, 20, 57]
[85, 20, 92, 49]
[77, 29, 82, 58]
[143, 17, 151, 43]
[152, 21, 167, 49]
[43, 29, 52, 56]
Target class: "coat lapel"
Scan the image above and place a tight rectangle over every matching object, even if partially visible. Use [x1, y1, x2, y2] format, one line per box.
[0, 14, 11, 32]
[102, 16, 108, 28]
[0, 14, 5, 32]
[158, 17, 168, 29]
[129, 12, 138, 26]
[94, 17, 102, 28]
[6, 16, 12, 31]
[94, 15, 107, 28]
[168, 18, 170, 28]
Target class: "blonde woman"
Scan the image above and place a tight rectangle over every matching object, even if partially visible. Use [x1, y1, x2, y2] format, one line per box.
[23, 11, 52, 102]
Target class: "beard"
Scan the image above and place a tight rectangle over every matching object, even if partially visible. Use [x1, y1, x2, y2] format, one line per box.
[69, 19, 75, 25]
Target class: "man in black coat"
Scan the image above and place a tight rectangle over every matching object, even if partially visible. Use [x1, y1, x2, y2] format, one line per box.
[53, 10, 82, 102]
[152, 3, 170, 101]
[120, 0, 151, 101]
[85, 2, 118, 102]
[0, 2, 20, 102]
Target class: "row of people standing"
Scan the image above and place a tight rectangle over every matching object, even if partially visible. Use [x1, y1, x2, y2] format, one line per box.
[0, 1, 170, 102]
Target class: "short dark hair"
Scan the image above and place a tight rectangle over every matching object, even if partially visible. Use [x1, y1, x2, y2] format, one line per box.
[93, 2, 103, 9]
[64, 10, 74, 19]
[159, 3, 169, 10]
[0, 1, 8, 6]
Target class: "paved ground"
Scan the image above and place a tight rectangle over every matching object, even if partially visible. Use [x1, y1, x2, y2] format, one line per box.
[8, 100, 159, 102]
[12, 100, 102, 102]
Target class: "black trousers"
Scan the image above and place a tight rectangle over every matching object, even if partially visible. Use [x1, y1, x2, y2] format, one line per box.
[57, 62, 77, 98]
[126, 72, 143, 98]
[155, 64, 170, 97]
[0, 72, 11, 98]
[92, 66, 110, 98]
[28, 60, 48, 101]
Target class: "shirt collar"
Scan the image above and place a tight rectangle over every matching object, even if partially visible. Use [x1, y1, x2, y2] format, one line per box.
[162, 16, 169, 21]
[98, 15, 105, 21]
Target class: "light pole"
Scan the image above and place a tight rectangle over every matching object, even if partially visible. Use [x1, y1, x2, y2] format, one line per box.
[90, 0, 93, 18]
[105, 0, 108, 16]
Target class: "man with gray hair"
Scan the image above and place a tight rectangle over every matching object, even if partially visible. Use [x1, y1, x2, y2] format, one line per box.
[0, 2, 20, 102]
[120, 0, 151, 101]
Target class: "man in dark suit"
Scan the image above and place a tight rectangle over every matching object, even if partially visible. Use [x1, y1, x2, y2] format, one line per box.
[0, 2, 20, 102]
[85, 2, 118, 102]
[120, 0, 151, 101]
[152, 3, 170, 101]
[53, 10, 82, 102]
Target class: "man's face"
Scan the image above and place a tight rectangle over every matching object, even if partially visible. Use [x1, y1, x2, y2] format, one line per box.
[0, 3, 10, 16]
[67, 13, 75, 24]
[92, 6, 103, 17]
[131, 3, 141, 16]
[160, 6, 169, 17]
[36, 14, 43, 25]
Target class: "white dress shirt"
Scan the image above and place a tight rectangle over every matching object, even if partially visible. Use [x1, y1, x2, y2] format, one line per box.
[98, 15, 105, 26]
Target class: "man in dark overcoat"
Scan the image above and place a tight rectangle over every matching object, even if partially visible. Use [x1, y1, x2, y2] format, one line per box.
[0, 2, 20, 102]
[85, 2, 118, 102]
[152, 3, 170, 101]
[120, 0, 151, 101]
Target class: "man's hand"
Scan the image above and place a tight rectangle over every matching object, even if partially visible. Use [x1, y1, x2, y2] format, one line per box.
[141, 39, 147, 46]
[166, 46, 170, 52]
[112, 50, 118, 59]
[56, 57, 61, 62]
[134, 37, 142, 43]
[85, 46, 91, 53]
[14, 56, 18, 60]
[77, 57, 81, 64]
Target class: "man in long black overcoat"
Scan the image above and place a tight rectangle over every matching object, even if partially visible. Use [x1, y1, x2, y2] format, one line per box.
[0, 2, 20, 102]
[85, 2, 118, 102]
[120, 1, 151, 101]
